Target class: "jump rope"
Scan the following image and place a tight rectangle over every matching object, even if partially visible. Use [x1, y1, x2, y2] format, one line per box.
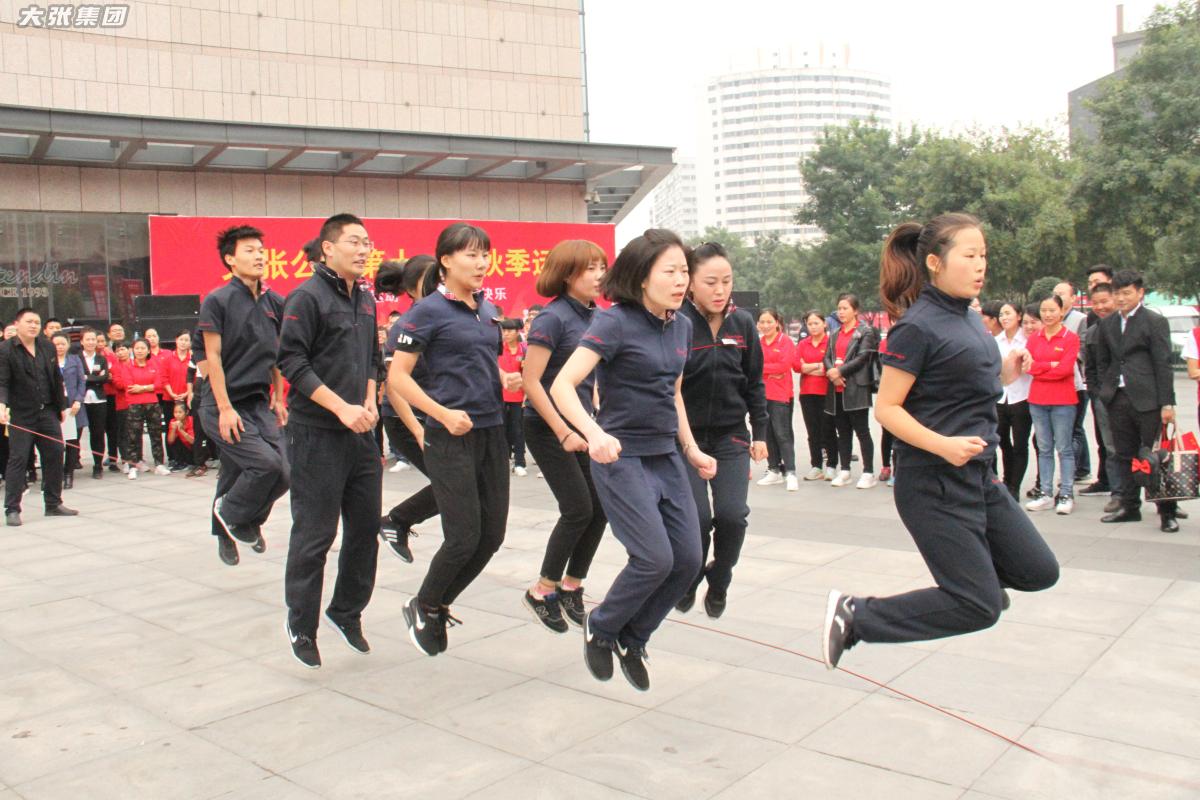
[6, 418, 1199, 792]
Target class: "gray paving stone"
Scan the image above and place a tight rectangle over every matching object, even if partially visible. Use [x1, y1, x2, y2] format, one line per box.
[128, 660, 315, 728]
[333, 654, 529, 720]
[1083, 637, 1200, 697]
[207, 775, 326, 799]
[935, 619, 1115, 675]
[0, 666, 108, 726]
[998, 590, 1149, 636]
[462, 764, 642, 799]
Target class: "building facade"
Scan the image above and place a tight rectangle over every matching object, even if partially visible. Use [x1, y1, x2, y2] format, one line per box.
[704, 59, 890, 242]
[648, 157, 697, 241]
[1068, 7, 1147, 144]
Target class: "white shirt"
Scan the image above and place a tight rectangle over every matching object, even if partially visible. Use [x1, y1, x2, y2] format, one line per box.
[994, 330, 1032, 404]
[1118, 303, 1143, 387]
[1182, 326, 1199, 361]
[82, 352, 102, 404]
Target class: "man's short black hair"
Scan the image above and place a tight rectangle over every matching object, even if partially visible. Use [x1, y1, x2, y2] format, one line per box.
[1112, 269, 1144, 291]
[302, 237, 323, 264]
[602, 228, 686, 306]
[216, 225, 264, 271]
[1087, 264, 1114, 280]
[319, 213, 365, 246]
[1089, 282, 1114, 297]
[44, 317, 61, 327]
[980, 301, 1003, 319]
[14, 307, 38, 322]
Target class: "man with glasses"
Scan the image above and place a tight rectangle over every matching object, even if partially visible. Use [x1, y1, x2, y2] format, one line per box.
[278, 213, 382, 669]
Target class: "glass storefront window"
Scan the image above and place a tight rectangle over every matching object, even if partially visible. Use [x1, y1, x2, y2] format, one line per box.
[0, 211, 150, 328]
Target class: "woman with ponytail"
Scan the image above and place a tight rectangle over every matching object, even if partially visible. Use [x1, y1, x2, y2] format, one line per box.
[822, 214, 1059, 670]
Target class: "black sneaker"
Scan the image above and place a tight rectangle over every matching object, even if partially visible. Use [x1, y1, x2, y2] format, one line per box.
[1025, 485, 1044, 500]
[822, 590, 856, 670]
[379, 516, 415, 563]
[217, 534, 239, 566]
[704, 587, 727, 619]
[674, 587, 696, 614]
[618, 644, 650, 691]
[1078, 482, 1111, 497]
[285, 620, 321, 669]
[558, 587, 586, 628]
[439, 608, 460, 653]
[213, 496, 263, 547]
[107, 462, 121, 473]
[583, 610, 616, 682]
[45, 505, 78, 517]
[1001, 589, 1012, 611]
[403, 597, 441, 656]
[324, 611, 370, 654]
[523, 590, 569, 634]
[250, 532, 266, 554]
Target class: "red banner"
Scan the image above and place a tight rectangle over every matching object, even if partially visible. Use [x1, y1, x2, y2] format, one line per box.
[148, 216, 615, 320]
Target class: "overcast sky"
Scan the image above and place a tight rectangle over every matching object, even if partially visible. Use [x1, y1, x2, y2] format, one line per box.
[583, 0, 1160, 239]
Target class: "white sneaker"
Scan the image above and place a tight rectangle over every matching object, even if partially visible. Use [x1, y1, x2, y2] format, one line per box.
[803, 467, 825, 481]
[535, 471, 543, 479]
[1025, 496, 1054, 512]
[513, 466, 528, 477]
[823, 467, 837, 481]
[856, 473, 878, 489]
[127, 468, 138, 481]
[1055, 497, 1074, 515]
[757, 470, 784, 486]
[830, 470, 852, 487]
[389, 460, 409, 473]
[785, 473, 799, 492]
[154, 464, 171, 476]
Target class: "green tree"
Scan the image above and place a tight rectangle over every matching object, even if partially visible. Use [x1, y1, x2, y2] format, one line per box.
[1074, 1, 1200, 296]
[1028, 275, 1062, 303]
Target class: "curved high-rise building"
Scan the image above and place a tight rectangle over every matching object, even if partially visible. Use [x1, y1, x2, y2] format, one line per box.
[705, 61, 891, 242]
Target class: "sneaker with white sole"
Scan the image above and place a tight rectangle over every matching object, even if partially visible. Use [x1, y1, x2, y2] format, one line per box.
[823, 467, 837, 481]
[856, 473, 878, 489]
[1055, 496, 1074, 515]
[285, 620, 321, 669]
[388, 460, 409, 474]
[154, 464, 171, 476]
[126, 467, 137, 481]
[785, 473, 799, 492]
[756, 470, 783, 486]
[822, 590, 856, 669]
[1025, 495, 1055, 512]
[803, 467, 825, 481]
[830, 470, 852, 487]
[513, 465, 528, 477]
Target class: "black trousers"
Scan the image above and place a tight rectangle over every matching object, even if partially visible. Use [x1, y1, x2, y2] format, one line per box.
[104, 395, 122, 462]
[881, 429, 895, 470]
[996, 400, 1033, 497]
[382, 416, 439, 529]
[158, 397, 175, 455]
[84, 401, 107, 468]
[1109, 389, 1177, 516]
[686, 426, 751, 594]
[853, 460, 1059, 643]
[1072, 390, 1091, 477]
[4, 407, 64, 513]
[830, 393, 874, 473]
[284, 421, 382, 637]
[418, 425, 509, 609]
[764, 399, 795, 474]
[503, 402, 526, 467]
[798, 393, 836, 469]
[524, 415, 607, 583]
[191, 385, 216, 466]
[200, 398, 290, 534]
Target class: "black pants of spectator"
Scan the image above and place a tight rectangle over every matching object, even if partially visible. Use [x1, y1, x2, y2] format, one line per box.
[685, 426, 751, 595]
[382, 416, 439, 529]
[158, 397, 175, 456]
[524, 415, 607, 583]
[996, 400, 1033, 498]
[830, 393, 874, 473]
[798, 393, 836, 469]
[123, 403, 164, 466]
[168, 439, 192, 467]
[881, 429, 896, 470]
[84, 401, 107, 471]
[4, 407, 65, 514]
[200, 398, 290, 536]
[284, 421, 382, 637]
[590, 451, 701, 648]
[764, 398, 796, 474]
[418, 425, 509, 610]
[0, 426, 8, 482]
[373, 416, 385, 455]
[502, 401, 526, 468]
[191, 389, 216, 466]
[852, 460, 1059, 643]
[1072, 390, 1091, 479]
[64, 434, 82, 472]
[104, 395, 121, 463]
[1109, 389, 1177, 517]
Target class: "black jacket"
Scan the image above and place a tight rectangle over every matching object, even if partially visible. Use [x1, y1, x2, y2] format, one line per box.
[824, 321, 879, 413]
[81, 351, 110, 394]
[680, 301, 768, 440]
[278, 263, 381, 428]
[1093, 306, 1175, 413]
[0, 336, 67, 419]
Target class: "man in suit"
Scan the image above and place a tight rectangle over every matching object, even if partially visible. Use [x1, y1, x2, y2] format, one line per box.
[1093, 270, 1179, 532]
[0, 308, 79, 526]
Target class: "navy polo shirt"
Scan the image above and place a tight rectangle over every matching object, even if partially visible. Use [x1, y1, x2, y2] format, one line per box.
[196, 278, 284, 405]
[879, 284, 1001, 467]
[524, 294, 597, 419]
[384, 313, 430, 420]
[579, 302, 692, 457]
[392, 287, 503, 430]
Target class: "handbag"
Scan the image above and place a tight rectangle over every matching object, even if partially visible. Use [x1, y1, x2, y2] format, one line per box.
[1146, 425, 1200, 502]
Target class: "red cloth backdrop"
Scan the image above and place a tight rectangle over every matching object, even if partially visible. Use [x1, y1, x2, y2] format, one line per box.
[148, 216, 616, 319]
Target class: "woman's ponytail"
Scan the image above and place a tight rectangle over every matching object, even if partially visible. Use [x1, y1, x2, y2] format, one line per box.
[879, 222, 924, 319]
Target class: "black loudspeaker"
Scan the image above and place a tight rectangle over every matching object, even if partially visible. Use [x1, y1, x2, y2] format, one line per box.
[732, 291, 760, 320]
[133, 294, 200, 340]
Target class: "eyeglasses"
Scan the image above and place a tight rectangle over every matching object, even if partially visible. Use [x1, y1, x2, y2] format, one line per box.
[339, 237, 373, 250]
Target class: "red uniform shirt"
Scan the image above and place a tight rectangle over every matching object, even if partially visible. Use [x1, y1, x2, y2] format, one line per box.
[1027, 326, 1080, 406]
[101, 347, 118, 397]
[498, 344, 525, 403]
[167, 415, 194, 447]
[109, 359, 131, 411]
[760, 332, 795, 402]
[793, 334, 830, 396]
[123, 360, 164, 406]
[833, 327, 855, 393]
[165, 350, 191, 398]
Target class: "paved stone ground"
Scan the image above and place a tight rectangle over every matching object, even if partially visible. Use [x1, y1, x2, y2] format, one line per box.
[1, 384, 1198, 799]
